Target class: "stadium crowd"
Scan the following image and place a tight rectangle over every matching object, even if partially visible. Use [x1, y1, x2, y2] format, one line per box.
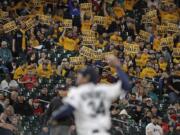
[0, 0, 179, 135]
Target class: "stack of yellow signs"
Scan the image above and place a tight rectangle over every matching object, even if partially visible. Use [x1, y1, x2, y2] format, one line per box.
[81, 30, 96, 46]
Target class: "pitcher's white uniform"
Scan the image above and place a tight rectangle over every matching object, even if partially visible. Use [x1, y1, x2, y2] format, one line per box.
[64, 81, 126, 135]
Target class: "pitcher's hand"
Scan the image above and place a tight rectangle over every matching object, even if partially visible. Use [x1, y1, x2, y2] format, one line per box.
[105, 55, 120, 68]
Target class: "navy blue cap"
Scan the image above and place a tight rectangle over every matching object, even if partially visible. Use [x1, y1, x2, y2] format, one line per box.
[79, 66, 99, 84]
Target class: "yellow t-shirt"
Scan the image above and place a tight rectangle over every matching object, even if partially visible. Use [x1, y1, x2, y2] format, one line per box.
[159, 62, 167, 71]
[59, 37, 79, 51]
[81, 21, 92, 31]
[110, 34, 122, 45]
[153, 38, 160, 51]
[135, 59, 146, 68]
[13, 66, 27, 80]
[37, 64, 52, 79]
[140, 67, 157, 78]
[141, 53, 149, 62]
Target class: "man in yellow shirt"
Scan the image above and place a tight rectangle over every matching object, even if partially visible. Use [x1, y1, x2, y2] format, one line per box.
[59, 29, 79, 51]
[140, 62, 157, 79]
[37, 62, 53, 79]
[110, 32, 122, 45]
[158, 57, 167, 71]
[13, 63, 27, 80]
[140, 49, 150, 65]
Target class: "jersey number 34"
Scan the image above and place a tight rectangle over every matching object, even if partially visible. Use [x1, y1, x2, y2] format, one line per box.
[88, 100, 106, 118]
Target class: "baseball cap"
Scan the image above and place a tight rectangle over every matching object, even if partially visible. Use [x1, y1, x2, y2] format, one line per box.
[79, 66, 99, 84]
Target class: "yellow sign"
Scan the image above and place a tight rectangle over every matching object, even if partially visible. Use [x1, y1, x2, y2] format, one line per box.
[93, 51, 104, 60]
[93, 51, 114, 60]
[139, 30, 151, 42]
[0, 10, 8, 20]
[141, 15, 154, 24]
[82, 36, 96, 45]
[70, 56, 85, 65]
[3, 21, 17, 33]
[141, 10, 157, 24]
[24, 18, 36, 31]
[80, 3, 92, 12]
[38, 15, 51, 25]
[173, 48, 180, 58]
[157, 23, 179, 35]
[79, 46, 95, 59]
[124, 43, 140, 55]
[145, 10, 157, 19]
[157, 25, 167, 35]
[160, 37, 174, 48]
[166, 23, 179, 33]
[63, 19, 72, 28]
[79, 46, 113, 60]
[93, 16, 108, 26]
[82, 30, 96, 36]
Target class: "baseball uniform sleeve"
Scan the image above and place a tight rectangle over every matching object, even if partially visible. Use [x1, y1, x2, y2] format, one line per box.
[63, 88, 81, 109]
[100, 81, 126, 100]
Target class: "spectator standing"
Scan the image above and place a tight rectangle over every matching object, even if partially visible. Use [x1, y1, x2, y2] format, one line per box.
[1, 74, 18, 91]
[18, 69, 38, 90]
[0, 41, 12, 63]
[146, 116, 163, 135]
